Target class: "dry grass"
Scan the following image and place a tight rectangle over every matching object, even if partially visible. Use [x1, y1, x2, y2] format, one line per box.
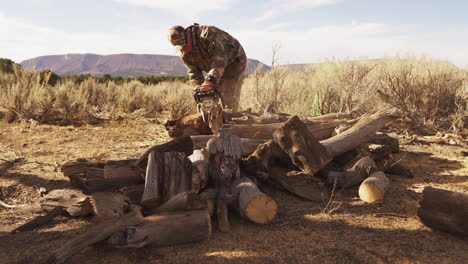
[1, 55, 466, 133]
[240, 55, 467, 133]
[0, 66, 195, 124]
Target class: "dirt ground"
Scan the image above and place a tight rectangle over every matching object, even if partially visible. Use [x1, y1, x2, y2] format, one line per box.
[0, 119, 467, 264]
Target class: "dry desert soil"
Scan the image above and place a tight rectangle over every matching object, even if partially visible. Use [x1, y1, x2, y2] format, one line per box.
[0, 119, 467, 264]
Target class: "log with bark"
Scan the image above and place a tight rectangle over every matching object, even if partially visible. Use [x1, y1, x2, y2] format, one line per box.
[270, 167, 326, 201]
[104, 159, 141, 180]
[417, 187, 468, 236]
[230, 177, 277, 224]
[42, 189, 93, 217]
[134, 136, 194, 169]
[141, 151, 192, 209]
[358, 171, 390, 203]
[90, 192, 131, 220]
[147, 191, 208, 215]
[206, 131, 243, 232]
[273, 115, 332, 175]
[47, 209, 145, 264]
[320, 108, 402, 157]
[108, 210, 211, 248]
[327, 156, 377, 188]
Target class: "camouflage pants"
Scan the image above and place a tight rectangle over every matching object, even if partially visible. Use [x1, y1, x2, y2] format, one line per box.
[219, 56, 246, 111]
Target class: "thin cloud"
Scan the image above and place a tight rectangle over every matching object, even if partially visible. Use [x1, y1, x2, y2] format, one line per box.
[111, 0, 238, 13]
[255, 0, 344, 22]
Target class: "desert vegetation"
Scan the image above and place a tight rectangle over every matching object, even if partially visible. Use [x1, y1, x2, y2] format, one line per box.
[1, 55, 466, 133]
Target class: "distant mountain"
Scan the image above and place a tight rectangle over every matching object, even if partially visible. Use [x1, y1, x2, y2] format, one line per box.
[20, 53, 270, 77]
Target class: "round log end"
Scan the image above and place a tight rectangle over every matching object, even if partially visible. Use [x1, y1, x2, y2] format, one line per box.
[244, 195, 277, 224]
[359, 182, 384, 203]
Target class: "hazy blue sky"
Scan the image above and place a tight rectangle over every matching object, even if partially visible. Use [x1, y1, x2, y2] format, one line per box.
[1, 0, 467, 66]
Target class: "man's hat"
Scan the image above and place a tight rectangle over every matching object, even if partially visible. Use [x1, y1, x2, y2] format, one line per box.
[168, 25, 186, 48]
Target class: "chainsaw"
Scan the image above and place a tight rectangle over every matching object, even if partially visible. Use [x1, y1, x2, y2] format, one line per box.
[194, 84, 225, 123]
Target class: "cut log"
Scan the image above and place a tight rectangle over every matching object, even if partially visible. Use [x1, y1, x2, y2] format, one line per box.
[135, 136, 193, 169]
[141, 151, 192, 209]
[417, 187, 468, 236]
[306, 112, 351, 121]
[90, 192, 131, 220]
[230, 177, 277, 224]
[327, 156, 377, 188]
[147, 191, 208, 215]
[222, 118, 355, 141]
[242, 140, 292, 177]
[273, 115, 332, 175]
[69, 175, 143, 194]
[188, 149, 208, 192]
[61, 159, 105, 178]
[11, 206, 64, 234]
[104, 159, 141, 180]
[108, 210, 211, 248]
[206, 131, 243, 232]
[270, 167, 326, 202]
[47, 209, 144, 264]
[191, 135, 266, 156]
[358, 171, 390, 204]
[42, 189, 92, 217]
[321, 108, 402, 157]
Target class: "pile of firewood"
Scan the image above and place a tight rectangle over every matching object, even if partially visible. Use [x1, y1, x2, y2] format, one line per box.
[12, 106, 467, 263]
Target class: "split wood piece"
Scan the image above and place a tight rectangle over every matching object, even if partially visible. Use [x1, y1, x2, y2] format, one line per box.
[61, 159, 106, 178]
[270, 167, 326, 202]
[191, 135, 266, 156]
[206, 132, 243, 232]
[230, 177, 277, 224]
[147, 191, 208, 215]
[11, 206, 64, 234]
[69, 175, 143, 194]
[108, 210, 211, 248]
[222, 118, 355, 141]
[327, 156, 377, 188]
[358, 171, 390, 204]
[188, 149, 208, 192]
[241, 140, 292, 180]
[320, 108, 402, 157]
[134, 136, 194, 169]
[42, 190, 93, 217]
[273, 115, 332, 175]
[47, 209, 144, 264]
[417, 187, 468, 237]
[141, 151, 192, 209]
[90, 192, 131, 220]
[208, 103, 224, 134]
[104, 159, 140, 180]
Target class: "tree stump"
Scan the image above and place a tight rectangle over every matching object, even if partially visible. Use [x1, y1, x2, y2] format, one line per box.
[141, 151, 192, 209]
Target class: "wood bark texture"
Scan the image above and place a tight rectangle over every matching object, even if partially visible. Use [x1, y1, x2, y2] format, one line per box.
[108, 210, 211, 248]
[417, 187, 468, 236]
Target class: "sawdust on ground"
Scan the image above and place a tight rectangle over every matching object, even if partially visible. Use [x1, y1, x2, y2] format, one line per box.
[0, 119, 467, 264]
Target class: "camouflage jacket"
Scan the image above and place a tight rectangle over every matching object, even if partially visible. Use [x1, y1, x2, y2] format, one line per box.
[180, 24, 246, 86]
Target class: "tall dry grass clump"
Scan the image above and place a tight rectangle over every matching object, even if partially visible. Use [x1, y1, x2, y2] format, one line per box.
[0, 66, 195, 124]
[241, 55, 467, 133]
